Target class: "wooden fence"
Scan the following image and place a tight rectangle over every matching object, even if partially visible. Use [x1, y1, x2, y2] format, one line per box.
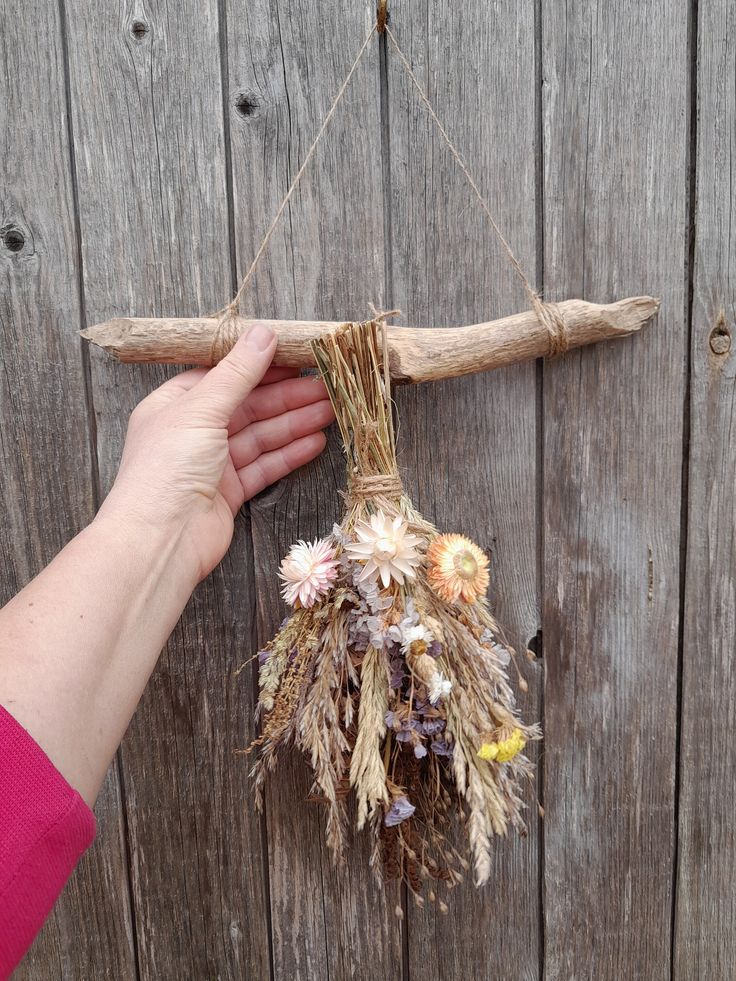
[1, 0, 733, 977]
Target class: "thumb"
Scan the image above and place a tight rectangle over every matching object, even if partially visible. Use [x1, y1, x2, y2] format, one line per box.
[189, 323, 277, 425]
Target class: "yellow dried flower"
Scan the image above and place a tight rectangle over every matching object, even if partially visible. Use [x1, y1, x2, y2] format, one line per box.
[427, 533, 490, 604]
[477, 728, 526, 763]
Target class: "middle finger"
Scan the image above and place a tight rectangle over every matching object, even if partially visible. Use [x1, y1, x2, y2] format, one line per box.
[229, 398, 335, 469]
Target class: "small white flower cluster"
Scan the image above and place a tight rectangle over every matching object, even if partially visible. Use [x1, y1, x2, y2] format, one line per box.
[428, 673, 452, 705]
[348, 572, 395, 651]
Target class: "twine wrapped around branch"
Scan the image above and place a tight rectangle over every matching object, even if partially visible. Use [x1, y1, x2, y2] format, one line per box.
[247, 319, 540, 906]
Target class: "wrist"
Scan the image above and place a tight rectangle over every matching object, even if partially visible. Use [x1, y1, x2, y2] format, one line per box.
[91, 495, 201, 595]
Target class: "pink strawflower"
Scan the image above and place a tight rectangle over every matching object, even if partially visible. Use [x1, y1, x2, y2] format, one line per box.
[279, 538, 339, 608]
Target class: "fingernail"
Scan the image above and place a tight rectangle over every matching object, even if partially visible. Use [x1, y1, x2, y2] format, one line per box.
[247, 323, 275, 351]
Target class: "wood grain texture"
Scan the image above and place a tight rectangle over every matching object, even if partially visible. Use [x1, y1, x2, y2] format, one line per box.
[225, 2, 404, 978]
[541, 1, 687, 977]
[81, 295, 659, 378]
[9, 3, 736, 979]
[388, 2, 543, 977]
[63, 1, 271, 976]
[674, 2, 736, 976]
[1, 1, 137, 977]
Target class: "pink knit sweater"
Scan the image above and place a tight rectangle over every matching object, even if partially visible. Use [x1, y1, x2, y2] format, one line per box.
[0, 704, 96, 976]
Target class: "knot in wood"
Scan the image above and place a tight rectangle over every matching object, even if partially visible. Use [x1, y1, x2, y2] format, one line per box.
[709, 315, 731, 356]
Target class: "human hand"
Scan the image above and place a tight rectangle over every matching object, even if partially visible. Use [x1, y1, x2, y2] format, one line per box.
[99, 324, 334, 581]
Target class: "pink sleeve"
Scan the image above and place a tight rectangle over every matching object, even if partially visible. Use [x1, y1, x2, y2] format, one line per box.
[0, 704, 96, 976]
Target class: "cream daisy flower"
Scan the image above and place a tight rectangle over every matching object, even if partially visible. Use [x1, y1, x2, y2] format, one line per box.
[427, 533, 490, 604]
[279, 538, 339, 608]
[400, 623, 432, 655]
[344, 511, 423, 588]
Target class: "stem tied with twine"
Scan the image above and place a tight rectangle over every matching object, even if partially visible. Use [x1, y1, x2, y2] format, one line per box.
[248, 316, 541, 900]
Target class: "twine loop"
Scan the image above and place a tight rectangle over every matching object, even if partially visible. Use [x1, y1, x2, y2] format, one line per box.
[532, 298, 569, 357]
[210, 21, 569, 369]
[210, 303, 242, 364]
[209, 24, 377, 326]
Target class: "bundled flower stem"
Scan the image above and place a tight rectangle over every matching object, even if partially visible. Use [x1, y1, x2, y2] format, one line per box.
[248, 318, 540, 905]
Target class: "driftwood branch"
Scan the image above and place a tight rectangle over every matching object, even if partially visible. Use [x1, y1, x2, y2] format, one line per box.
[81, 296, 659, 384]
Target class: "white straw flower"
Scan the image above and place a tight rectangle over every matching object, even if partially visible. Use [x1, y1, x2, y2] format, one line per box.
[279, 539, 339, 608]
[428, 672, 452, 705]
[344, 511, 423, 588]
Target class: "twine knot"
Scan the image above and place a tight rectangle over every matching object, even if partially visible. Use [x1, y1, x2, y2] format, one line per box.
[367, 304, 401, 324]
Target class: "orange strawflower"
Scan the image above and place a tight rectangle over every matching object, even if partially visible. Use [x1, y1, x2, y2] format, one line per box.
[426, 533, 489, 604]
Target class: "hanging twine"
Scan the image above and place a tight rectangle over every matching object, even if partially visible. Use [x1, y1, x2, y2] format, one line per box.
[383, 26, 568, 358]
[210, 15, 568, 363]
[209, 23, 377, 363]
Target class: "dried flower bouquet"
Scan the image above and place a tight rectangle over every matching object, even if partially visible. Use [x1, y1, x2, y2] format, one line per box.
[249, 318, 540, 905]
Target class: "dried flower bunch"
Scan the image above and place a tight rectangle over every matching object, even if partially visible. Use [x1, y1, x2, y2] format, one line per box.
[248, 318, 540, 907]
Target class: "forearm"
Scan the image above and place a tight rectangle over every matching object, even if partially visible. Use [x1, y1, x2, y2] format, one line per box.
[0, 510, 198, 805]
[0, 326, 329, 813]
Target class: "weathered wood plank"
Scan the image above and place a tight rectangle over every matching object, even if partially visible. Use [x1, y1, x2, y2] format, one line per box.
[388, 2, 543, 977]
[226, 2, 404, 977]
[63, 1, 271, 976]
[541, 1, 687, 976]
[674, 2, 736, 976]
[0, 0, 137, 977]
[6, 2, 727, 977]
